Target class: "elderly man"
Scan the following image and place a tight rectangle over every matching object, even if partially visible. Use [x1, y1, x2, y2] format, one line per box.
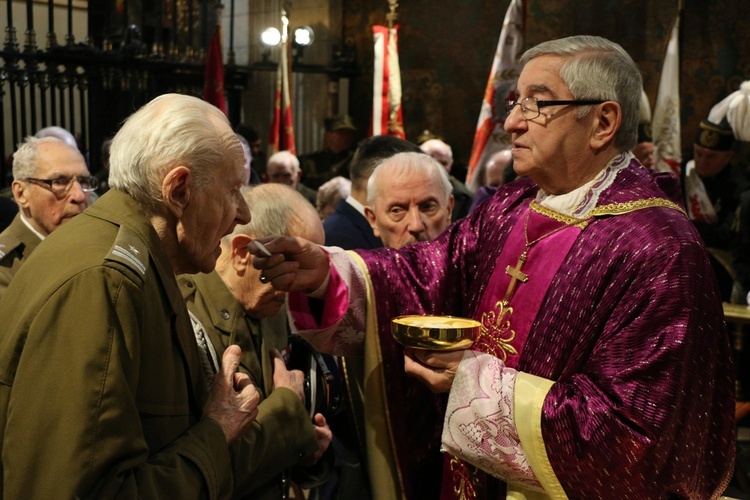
[251, 36, 734, 499]
[0, 136, 94, 298]
[264, 150, 317, 206]
[179, 184, 332, 498]
[0, 94, 261, 498]
[364, 152, 454, 250]
[419, 138, 474, 221]
[323, 135, 422, 250]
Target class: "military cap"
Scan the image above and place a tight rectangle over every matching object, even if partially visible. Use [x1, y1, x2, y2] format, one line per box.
[324, 115, 356, 132]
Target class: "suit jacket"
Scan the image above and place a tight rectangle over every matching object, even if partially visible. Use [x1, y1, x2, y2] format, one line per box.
[179, 270, 327, 498]
[0, 214, 42, 300]
[0, 189, 232, 498]
[449, 176, 474, 222]
[323, 199, 383, 250]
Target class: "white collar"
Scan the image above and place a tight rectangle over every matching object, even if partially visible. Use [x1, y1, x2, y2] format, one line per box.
[20, 213, 46, 241]
[345, 195, 366, 217]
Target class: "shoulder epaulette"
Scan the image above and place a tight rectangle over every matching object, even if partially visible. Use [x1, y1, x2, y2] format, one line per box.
[0, 233, 22, 262]
[105, 225, 149, 277]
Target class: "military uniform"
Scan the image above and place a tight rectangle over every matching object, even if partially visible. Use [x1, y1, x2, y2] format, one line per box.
[179, 271, 330, 499]
[299, 150, 355, 190]
[0, 213, 43, 300]
[0, 189, 233, 498]
[296, 182, 318, 207]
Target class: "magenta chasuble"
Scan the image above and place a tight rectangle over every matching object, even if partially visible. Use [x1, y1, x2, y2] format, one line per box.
[347, 157, 735, 499]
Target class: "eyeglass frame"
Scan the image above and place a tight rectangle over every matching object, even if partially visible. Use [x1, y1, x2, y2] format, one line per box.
[23, 175, 98, 196]
[505, 96, 606, 121]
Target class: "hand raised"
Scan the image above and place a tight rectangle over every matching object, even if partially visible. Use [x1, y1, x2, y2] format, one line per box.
[203, 345, 261, 444]
[270, 349, 306, 404]
[248, 237, 329, 293]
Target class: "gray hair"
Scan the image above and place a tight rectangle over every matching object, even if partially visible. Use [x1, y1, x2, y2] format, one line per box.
[521, 35, 641, 151]
[228, 183, 317, 240]
[367, 152, 453, 206]
[267, 150, 300, 173]
[12, 136, 66, 180]
[108, 94, 242, 214]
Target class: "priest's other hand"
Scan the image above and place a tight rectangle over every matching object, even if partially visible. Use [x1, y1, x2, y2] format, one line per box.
[203, 345, 261, 444]
[404, 347, 464, 393]
[249, 236, 330, 293]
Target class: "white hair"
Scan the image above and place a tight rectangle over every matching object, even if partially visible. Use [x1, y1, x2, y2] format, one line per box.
[267, 150, 300, 173]
[367, 152, 452, 206]
[12, 136, 67, 180]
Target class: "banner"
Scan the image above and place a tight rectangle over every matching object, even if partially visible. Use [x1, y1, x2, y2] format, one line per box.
[202, 26, 227, 114]
[269, 27, 296, 155]
[652, 9, 681, 175]
[372, 25, 405, 139]
[466, 0, 525, 188]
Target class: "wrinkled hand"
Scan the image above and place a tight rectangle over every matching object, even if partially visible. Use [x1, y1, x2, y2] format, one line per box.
[403, 348, 465, 393]
[270, 349, 305, 404]
[248, 236, 329, 294]
[300, 413, 333, 467]
[203, 345, 261, 444]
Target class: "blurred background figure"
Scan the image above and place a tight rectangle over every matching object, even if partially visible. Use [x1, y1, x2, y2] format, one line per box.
[236, 124, 267, 177]
[300, 115, 358, 190]
[468, 148, 514, 213]
[633, 89, 655, 169]
[317, 176, 351, 221]
[35, 126, 79, 150]
[237, 133, 261, 186]
[419, 138, 473, 221]
[264, 150, 317, 206]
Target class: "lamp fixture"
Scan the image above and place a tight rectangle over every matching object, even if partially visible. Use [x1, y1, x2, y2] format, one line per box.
[293, 26, 314, 47]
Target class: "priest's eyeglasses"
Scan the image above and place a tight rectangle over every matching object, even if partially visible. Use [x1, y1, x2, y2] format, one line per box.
[24, 175, 98, 196]
[505, 97, 605, 120]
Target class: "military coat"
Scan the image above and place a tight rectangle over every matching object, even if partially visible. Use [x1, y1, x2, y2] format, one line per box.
[0, 213, 42, 300]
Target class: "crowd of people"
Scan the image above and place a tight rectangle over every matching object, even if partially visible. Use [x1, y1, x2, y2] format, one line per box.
[0, 33, 746, 499]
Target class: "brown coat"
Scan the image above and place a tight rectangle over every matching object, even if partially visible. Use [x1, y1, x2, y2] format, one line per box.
[0, 213, 42, 300]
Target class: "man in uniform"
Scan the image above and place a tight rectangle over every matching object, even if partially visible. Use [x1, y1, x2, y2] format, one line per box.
[0, 136, 94, 299]
[299, 115, 357, 190]
[0, 94, 261, 498]
[179, 184, 332, 498]
[251, 36, 735, 499]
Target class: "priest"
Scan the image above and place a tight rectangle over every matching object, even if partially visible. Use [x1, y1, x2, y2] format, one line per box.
[250, 35, 735, 499]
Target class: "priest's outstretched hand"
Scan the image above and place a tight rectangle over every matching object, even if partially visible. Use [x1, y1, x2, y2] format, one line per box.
[404, 347, 465, 393]
[248, 236, 330, 293]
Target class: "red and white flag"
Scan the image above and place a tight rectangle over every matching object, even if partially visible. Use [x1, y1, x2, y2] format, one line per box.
[652, 8, 681, 175]
[372, 24, 405, 139]
[466, 0, 525, 188]
[269, 26, 296, 155]
[203, 26, 227, 114]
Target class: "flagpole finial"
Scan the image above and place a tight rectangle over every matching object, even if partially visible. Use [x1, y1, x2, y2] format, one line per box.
[386, 0, 399, 29]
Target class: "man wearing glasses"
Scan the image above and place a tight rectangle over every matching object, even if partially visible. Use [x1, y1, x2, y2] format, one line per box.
[251, 36, 735, 498]
[0, 136, 95, 298]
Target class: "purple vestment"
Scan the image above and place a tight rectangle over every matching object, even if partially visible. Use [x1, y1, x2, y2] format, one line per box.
[356, 158, 735, 498]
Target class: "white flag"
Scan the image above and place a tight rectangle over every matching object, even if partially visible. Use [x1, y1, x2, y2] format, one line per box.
[652, 12, 681, 175]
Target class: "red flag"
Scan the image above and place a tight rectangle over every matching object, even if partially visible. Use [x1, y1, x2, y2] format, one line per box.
[203, 26, 227, 114]
[466, 0, 525, 188]
[372, 25, 405, 138]
[268, 30, 296, 155]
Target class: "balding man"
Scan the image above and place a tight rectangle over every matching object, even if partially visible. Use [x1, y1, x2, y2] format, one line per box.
[0, 136, 94, 298]
[264, 150, 317, 206]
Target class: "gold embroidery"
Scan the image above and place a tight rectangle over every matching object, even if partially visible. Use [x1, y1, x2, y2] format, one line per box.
[587, 197, 685, 216]
[451, 456, 479, 500]
[530, 201, 590, 227]
[475, 300, 518, 361]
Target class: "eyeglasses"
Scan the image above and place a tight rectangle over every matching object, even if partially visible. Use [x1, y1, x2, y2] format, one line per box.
[505, 96, 606, 120]
[24, 175, 98, 196]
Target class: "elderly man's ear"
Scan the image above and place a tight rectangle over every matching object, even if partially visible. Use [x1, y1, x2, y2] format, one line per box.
[229, 233, 254, 273]
[591, 101, 622, 150]
[162, 166, 193, 218]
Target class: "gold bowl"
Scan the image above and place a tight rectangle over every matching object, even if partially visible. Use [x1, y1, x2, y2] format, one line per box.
[391, 315, 480, 351]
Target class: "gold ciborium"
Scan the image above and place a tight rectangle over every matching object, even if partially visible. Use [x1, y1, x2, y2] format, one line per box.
[391, 315, 480, 351]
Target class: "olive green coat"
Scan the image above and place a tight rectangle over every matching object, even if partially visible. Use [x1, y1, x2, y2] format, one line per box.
[179, 271, 329, 499]
[0, 189, 232, 499]
[0, 213, 42, 301]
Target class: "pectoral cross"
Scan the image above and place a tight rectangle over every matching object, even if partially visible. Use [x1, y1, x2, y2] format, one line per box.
[504, 250, 529, 303]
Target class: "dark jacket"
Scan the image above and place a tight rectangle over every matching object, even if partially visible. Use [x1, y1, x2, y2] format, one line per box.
[323, 199, 383, 250]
